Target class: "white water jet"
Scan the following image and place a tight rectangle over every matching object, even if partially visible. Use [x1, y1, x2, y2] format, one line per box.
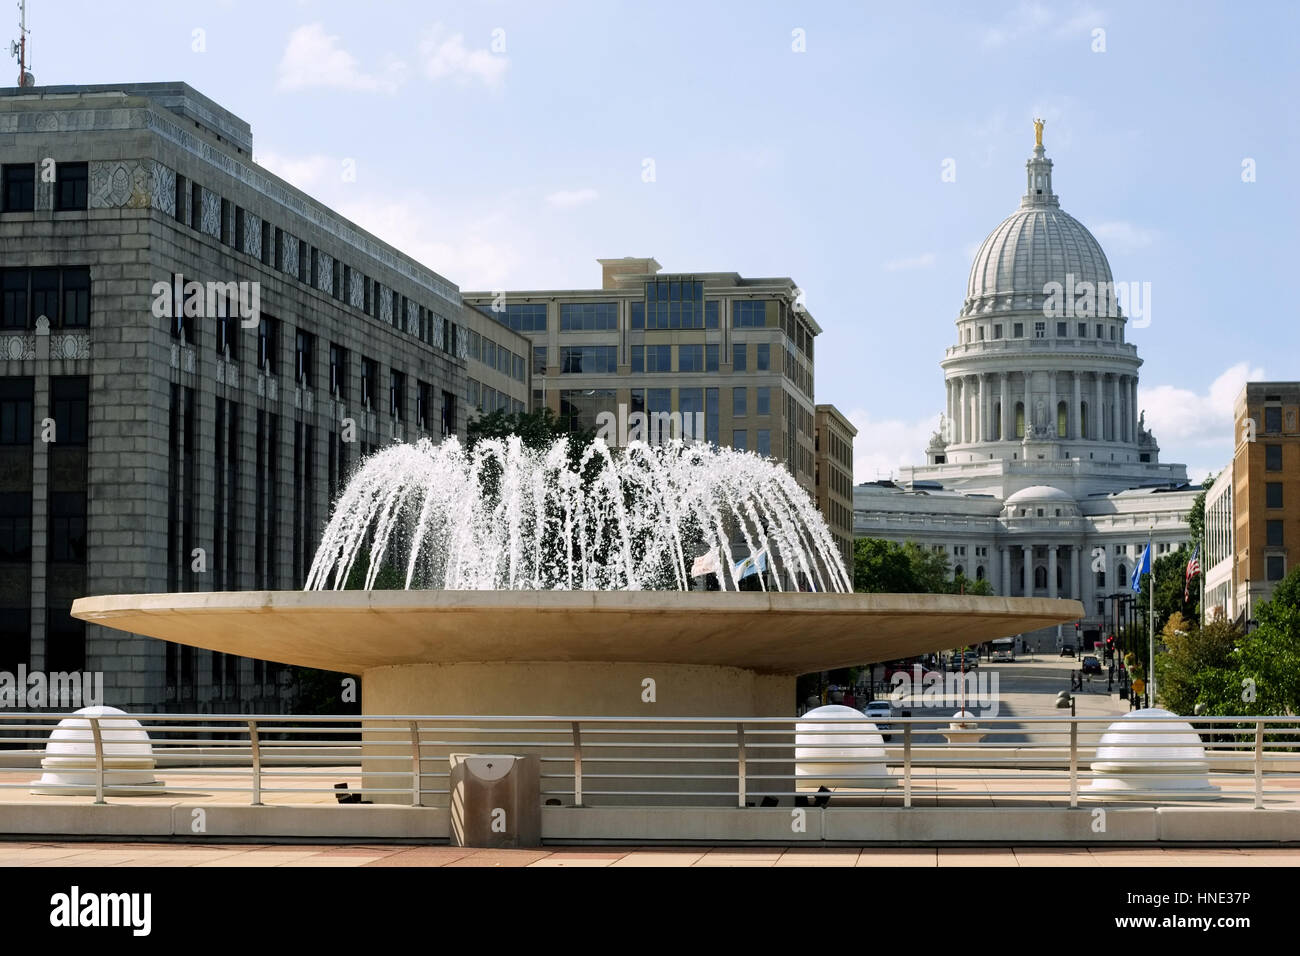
[306, 435, 851, 593]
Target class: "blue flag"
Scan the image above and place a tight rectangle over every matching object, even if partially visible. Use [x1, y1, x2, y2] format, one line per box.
[1130, 542, 1151, 592]
[734, 549, 768, 582]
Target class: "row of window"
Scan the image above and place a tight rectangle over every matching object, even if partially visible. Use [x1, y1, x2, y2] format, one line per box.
[555, 342, 776, 375]
[1, 267, 91, 330]
[468, 378, 524, 415]
[963, 319, 1124, 344]
[1, 162, 88, 213]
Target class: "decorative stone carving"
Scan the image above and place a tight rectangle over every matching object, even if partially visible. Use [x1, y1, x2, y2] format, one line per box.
[200, 188, 221, 238]
[151, 162, 176, 217]
[2, 335, 35, 361]
[317, 252, 334, 293]
[89, 160, 167, 209]
[456, 325, 469, 361]
[50, 334, 90, 360]
[242, 212, 262, 259]
[182, 346, 195, 374]
[378, 287, 393, 325]
[170, 343, 179, 369]
[349, 269, 365, 309]
[282, 232, 298, 278]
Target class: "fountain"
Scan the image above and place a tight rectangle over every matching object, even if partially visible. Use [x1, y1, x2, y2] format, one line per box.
[74, 434, 1081, 755]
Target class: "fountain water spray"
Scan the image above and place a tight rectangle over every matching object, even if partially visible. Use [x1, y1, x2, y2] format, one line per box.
[306, 436, 851, 593]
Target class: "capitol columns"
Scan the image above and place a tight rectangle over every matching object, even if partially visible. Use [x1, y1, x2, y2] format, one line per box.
[1071, 372, 1082, 440]
[1000, 546, 1011, 597]
[1022, 544, 1033, 595]
[1093, 373, 1104, 442]
[977, 374, 986, 443]
[1048, 545, 1058, 599]
[1000, 372, 1010, 441]
[1111, 375, 1121, 444]
[1048, 372, 1058, 438]
[1130, 376, 1139, 443]
[1072, 543, 1083, 603]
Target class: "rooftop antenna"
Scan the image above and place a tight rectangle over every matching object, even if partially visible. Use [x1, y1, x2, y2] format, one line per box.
[10, 0, 33, 87]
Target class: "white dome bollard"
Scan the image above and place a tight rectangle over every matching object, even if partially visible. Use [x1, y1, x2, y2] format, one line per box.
[795, 704, 896, 789]
[31, 706, 163, 796]
[944, 709, 985, 745]
[1085, 707, 1219, 799]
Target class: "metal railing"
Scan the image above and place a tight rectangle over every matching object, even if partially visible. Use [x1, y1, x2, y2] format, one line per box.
[1, 712, 1297, 809]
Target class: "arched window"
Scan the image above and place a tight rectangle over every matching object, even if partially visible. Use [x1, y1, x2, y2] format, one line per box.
[1080, 401, 1089, 439]
[994, 402, 1002, 440]
[1034, 566, 1047, 589]
[954, 565, 964, 579]
[1096, 570, 1106, 588]
[1057, 400, 1068, 437]
[976, 565, 985, 581]
[1015, 401, 1025, 438]
[1117, 564, 1127, 587]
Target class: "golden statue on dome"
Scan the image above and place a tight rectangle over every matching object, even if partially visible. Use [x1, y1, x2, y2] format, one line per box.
[1034, 117, 1045, 148]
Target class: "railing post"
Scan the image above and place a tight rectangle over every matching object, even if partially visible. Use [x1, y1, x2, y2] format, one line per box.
[1069, 719, 1079, 808]
[248, 720, 262, 806]
[1254, 720, 1265, 810]
[408, 720, 422, 807]
[903, 722, 912, 809]
[736, 722, 746, 808]
[571, 721, 583, 808]
[89, 716, 106, 805]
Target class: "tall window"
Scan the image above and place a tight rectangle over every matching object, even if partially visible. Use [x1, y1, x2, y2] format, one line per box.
[1057, 400, 1067, 438]
[756, 387, 771, 416]
[258, 315, 278, 373]
[756, 344, 770, 371]
[644, 279, 705, 329]
[2, 164, 34, 212]
[390, 369, 405, 421]
[560, 302, 617, 331]
[733, 343, 747, 371]
[733, 387, 747, 417]
[295, 329, 314, 386]
[678, 344, 704, 372]
[361, 358, 378, 409]
[1265, 445, 1282, 470]
[54, 162, 89, 211]
[732, 300, 767, 328]
[329, 343, 348, 399]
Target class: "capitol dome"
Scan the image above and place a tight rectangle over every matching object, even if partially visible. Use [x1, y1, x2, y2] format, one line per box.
[1005, 485, 1074, 505]
[961, 132, 1114, 316]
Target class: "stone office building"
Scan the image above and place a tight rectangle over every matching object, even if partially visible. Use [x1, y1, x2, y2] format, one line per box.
[463, 257, 825, 500]
[0, 82, 530, 711]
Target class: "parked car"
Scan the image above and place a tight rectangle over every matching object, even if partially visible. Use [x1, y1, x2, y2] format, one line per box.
[962, 651, 979, 669]
[1059, 644, 1076, 658]
[862, 699, 894, 739]
[1081, 655, 1102, 675]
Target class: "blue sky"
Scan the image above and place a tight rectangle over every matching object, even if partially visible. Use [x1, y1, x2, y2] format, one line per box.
[27, 1, 1299, 483]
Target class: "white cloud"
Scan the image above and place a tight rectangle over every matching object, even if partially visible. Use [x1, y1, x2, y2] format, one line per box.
[419, 24, 508, 87]
[1139, 361, 1266, 481]
[845, 408, 941, 483]
[277, 23, 406, 94]
[254, 151, 339, 193]
[546, 188, 599, 208]
[883, 252, 936, 272]
[336, 197, 518, 291]
[981, 2, 1104, 49]
[1092, 221, 1158, 254]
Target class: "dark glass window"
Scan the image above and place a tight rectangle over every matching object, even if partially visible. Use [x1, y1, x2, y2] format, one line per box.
[390, 369, 405, 421]
[630, 302, 644, 330]
[756, 429, 771, 457]
[2, 164, 34, 212]
[733, 343, 747, 371]
[1267, 556, 1286, 581]
[1265, 444, 1282, 471]
[630, 346, 644, 374]
[486, 303, 546, 332]
[756, 344, 770, 371]
[55, 162, 88, 211]
[361, 357, 378, 409]
[733, 300, 767, 328]
[678, 344, 704, 372]
[31, 269, 58, 325]
[705, 301, 719, 329]
[2, 270, 28, 329]
[706, 344, 719, 372]
[643, 345, 671, 373]
[533, 346, 547, 375]
[329, 343, 348, 399]
[51, 377, 89, 445]
[49, 491, 87, 562]
[0, 493, 31, 562]
[295, 329, 314, 386]
[560, 302, 617, 331]
[1013, 322, 1024, 337]
[417, 380, 432, 428]
[1264, 407, 1282, 433]
[733, 387, 747, 417]
[1266, 482, 1283, 508]
[1267, 520, 1284, 548]
[61, 268, 90, 328]
[757, 387, 771, 416]
[0, 378, 33, 444]
[258, 315, 278, 374]
[559, 346, 618, 374]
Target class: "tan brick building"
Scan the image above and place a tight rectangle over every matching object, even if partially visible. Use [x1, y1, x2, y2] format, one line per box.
[815, 405, 857, 569]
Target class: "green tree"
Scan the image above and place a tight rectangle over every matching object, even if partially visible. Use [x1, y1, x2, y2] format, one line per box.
[1186, 471, 1215, 552]
[1135, 545, 1199, 634]
[1155, 615, 1239, 715]
[852, 538, 921, 592]
[1232, 566, 1300, 715]
[467, 405, 591, 453]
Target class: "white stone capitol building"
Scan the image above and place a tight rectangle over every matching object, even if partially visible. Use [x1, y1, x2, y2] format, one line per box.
[854, 128, 1198, 645]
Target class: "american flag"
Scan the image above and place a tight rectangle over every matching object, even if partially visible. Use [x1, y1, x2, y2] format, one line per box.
[1184, 544, 1201, 602]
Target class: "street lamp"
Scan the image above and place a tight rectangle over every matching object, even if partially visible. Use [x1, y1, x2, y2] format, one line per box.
[1055, 690, 1076, 716]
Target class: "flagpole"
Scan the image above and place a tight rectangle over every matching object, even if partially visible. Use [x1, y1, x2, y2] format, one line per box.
[1148, 528, 1155, 706]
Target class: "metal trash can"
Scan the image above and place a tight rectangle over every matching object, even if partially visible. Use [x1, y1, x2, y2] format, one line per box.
[449, 753, 541, 848]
